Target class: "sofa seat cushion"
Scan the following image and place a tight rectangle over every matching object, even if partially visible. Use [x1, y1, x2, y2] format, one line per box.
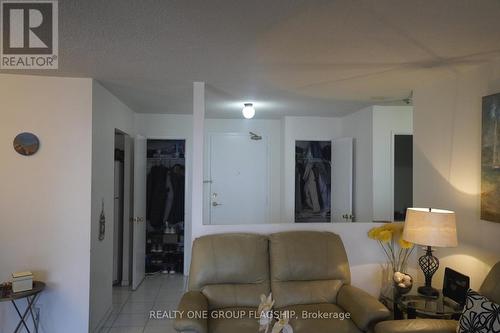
[208, 307, 259, 333]
[279, 303, 363, 333]
[374, 319, 458, 333]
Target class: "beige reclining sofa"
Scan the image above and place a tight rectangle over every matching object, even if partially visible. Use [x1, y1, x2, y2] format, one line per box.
[174, 231, 390, 333]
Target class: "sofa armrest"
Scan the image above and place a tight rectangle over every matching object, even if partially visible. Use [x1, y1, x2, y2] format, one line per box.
[337, 285, 391, 331]
[374, 319, 458, 333]
[174, 291, 208, 333]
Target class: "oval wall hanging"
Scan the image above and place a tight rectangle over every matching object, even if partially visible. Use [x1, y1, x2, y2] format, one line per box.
[13, 132, 40, 156]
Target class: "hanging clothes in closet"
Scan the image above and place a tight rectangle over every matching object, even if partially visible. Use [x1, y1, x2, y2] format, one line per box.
[146, 139, 186, 275]
[167, 164, 185, 224]
[295, 141, 331, 223]
[147, 164, 170, 231]
[146, 164, 186, 230]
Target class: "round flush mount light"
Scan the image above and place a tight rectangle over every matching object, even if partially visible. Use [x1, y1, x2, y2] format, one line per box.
[242, 103, 255, 119]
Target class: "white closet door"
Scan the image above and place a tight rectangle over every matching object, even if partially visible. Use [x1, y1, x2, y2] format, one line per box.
[132, 135, 147, 290]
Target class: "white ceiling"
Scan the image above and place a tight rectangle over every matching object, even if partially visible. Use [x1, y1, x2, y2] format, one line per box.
[3, 0, 500, 117]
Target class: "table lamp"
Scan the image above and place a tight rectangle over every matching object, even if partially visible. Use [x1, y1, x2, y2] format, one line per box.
[403, 208, 457, 297]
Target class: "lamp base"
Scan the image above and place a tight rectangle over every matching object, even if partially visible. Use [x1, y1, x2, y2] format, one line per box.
[418, 285, 439, 297]
[417, 246, 440, 298]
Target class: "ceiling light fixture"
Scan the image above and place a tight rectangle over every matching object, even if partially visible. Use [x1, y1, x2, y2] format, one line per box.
[242, 103, 255, 119]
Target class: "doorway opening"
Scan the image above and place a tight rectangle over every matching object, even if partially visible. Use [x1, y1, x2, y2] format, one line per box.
[393, 134, 413, 221]
[146, 139, 186, 275]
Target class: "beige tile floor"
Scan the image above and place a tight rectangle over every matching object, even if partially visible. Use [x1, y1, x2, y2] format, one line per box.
[100, 274, 187, 333]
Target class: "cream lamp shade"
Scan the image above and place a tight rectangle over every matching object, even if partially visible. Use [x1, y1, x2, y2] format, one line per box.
[403, 208, 458, 247]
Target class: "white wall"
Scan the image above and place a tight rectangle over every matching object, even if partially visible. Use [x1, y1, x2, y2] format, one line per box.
[134, 113, 193, 276]
[341, 108, 373, 222]
[413, 60, 500, 290]
[372, 106, 413, 221]
[90, 81, 135, 331]
[0, 74, 92, 333]
[204, 118, 283, 223]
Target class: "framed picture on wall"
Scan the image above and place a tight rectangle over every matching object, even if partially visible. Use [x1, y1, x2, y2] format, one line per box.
[481, 92, 500, 223]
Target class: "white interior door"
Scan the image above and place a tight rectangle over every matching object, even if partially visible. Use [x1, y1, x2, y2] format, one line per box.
[132, 135, 147, 290]
[112, 161, 122, 283]
[209, 133, 268, 224]
[332, 137, 353, 222]
[122, 135, 133, 286]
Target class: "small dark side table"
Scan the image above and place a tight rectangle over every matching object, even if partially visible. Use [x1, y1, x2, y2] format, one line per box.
[0, 281, 45, 333]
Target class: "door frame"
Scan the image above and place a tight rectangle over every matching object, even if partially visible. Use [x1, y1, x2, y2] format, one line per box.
[390, 131, 413, 222]
[205, 131, 271, 225]
[146, 136, 191, 276]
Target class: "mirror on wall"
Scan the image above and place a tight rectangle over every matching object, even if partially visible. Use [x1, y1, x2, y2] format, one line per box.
[202, 103, 413, 225]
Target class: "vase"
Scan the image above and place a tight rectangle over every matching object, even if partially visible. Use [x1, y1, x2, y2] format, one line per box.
[380, 264, 396, 298]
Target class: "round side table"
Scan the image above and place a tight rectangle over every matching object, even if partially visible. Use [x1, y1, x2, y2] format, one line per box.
[380, 287, 463, 320]
[399, 293, 463, 319]
[0, 281, 45, 333]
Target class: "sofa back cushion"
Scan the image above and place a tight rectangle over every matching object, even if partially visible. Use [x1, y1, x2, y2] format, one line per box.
[269, 231, 350, 308]
[188, 233, 270, 310]
[479, 261, 500, 304]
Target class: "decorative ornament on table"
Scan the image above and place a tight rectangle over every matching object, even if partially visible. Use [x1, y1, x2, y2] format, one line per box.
[271, 314, 293, 333]
[258, 293, 275, 333]
[393, 271, 413, 295]
[368, 223, 415, 295]
[257, 294, 294, 333]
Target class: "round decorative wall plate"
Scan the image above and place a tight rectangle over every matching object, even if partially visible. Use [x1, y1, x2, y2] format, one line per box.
[13, 132, 40, 156]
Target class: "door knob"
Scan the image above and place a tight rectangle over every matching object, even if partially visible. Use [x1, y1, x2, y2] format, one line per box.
[212, 202, 222, 207]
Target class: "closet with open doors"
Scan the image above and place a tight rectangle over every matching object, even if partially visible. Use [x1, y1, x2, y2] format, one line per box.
[146, 139, 185, 275]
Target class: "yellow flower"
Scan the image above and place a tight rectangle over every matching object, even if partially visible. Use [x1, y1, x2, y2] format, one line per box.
[369, 224, 402, 242]
[368, 227, 380, 239]
[382, 223, 404, 232]
[378, 230, 392, 243]
[398, 237, 413, 249]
